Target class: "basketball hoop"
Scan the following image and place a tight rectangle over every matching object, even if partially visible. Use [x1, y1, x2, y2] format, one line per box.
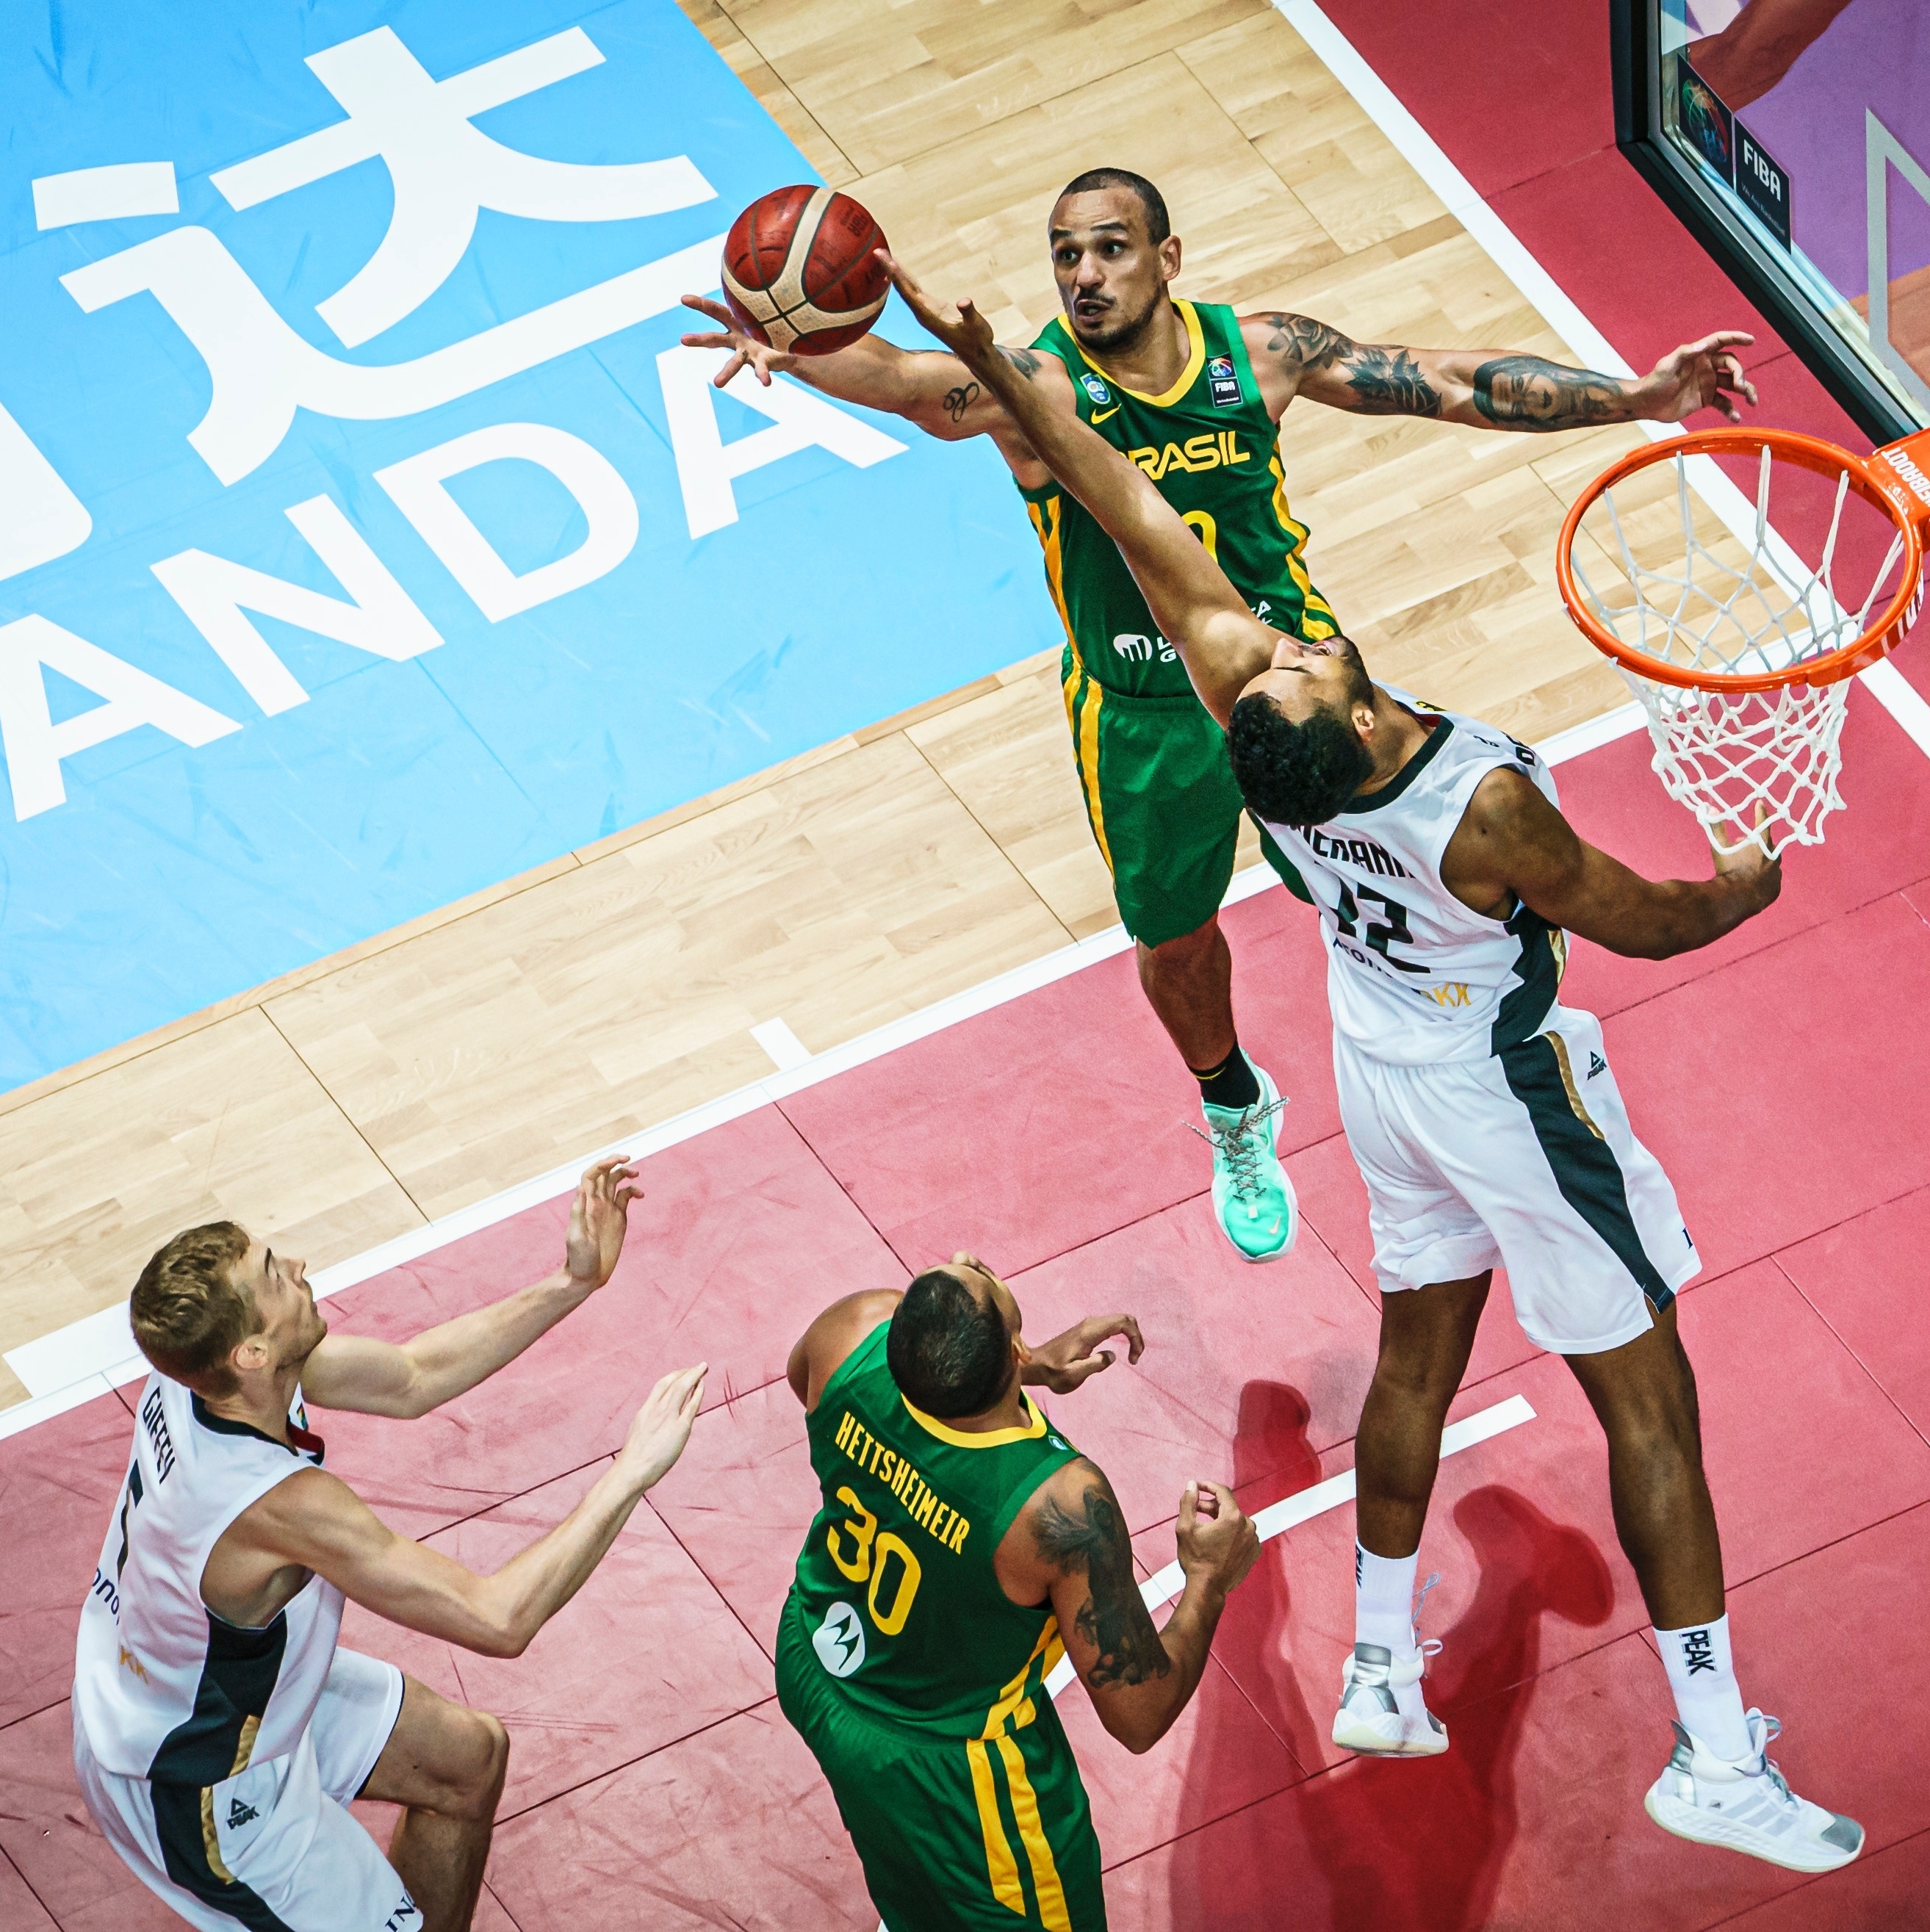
[1556, 426, 1930, 852]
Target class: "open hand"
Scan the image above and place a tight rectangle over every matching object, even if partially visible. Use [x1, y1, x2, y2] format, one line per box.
[1023, 1313, 1146, 1394]
[1175, 1480, 1259, 1598]
[618, 1363, 707, 1491]
[679, 292, 796, 389]
[1635, 331, 1759, 423]
[563, 1157, 643, 1291]
[877, 249, 1000, 369]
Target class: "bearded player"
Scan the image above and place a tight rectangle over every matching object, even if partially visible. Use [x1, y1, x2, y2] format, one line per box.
[683, 168, 1757, 1267]
[887, 261, 1862, 1875]
[782, 1260, 1259, 1929]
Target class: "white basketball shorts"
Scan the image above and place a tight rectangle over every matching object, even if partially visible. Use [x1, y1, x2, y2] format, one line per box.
[1334, 1004, 1702, 1354]
[74, 1647, 414, 1932]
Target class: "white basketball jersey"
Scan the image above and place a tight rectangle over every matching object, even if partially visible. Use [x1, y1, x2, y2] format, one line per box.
[1259, 692, 1565, 1066]
[74, 1372, 345, 1781]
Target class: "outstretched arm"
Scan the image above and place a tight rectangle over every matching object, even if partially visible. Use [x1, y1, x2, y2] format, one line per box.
[1008, 1462, 1259, 1754]
[883, 254, 1278, 721]
[680, 294, 1076, 478]
[1247, 313, 1758, 429]
[206, 1365, 706, 1652]
[1443, 766, 1780, 958]
[302, 1159, 641, 1419]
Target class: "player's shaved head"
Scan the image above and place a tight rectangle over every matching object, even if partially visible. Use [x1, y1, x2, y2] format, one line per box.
[1052, 167, 1170, 244]
[889, 1264, 1014, 1418]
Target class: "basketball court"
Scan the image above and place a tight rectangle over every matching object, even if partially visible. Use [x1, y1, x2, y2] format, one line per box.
[3, 1, 1929, 1928]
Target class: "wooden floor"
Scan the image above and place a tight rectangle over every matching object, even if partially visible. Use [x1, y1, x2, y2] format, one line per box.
[0, 0, 1649, 1407]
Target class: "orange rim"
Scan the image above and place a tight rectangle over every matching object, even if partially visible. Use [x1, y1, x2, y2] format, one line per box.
[1555, 428, 1926, 692]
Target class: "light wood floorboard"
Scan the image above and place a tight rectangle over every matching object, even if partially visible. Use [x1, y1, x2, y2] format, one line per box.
[0, 1, 1643, 1396]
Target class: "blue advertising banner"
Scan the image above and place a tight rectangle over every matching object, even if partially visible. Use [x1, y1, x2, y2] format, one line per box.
[0, 0, 1056, 1091]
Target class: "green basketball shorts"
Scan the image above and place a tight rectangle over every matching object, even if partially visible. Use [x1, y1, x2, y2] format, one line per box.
[777, 1607, 1107, 1932]
[1060, 646, 1311, 947]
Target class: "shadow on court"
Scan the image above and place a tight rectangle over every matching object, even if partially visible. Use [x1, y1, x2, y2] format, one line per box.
[1164, 1377, 1615, 1928]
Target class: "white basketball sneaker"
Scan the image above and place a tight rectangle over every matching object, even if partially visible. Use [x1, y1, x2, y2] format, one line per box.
[1644, 1712, 1863, 1872]
[1331, 1640, 1448, 1757]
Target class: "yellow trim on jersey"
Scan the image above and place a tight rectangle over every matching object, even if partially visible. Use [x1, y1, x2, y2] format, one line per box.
[1268, 454, 1339, 639]
[995, 1733, 1074, 1932]
[1067, 298, 1206, 409]
[1025, 495, 1078, 653]
[1070, 675, 1113, 873]
[982, 1618, 1059, 1739]
[967, 1737, 1027, 1915]
[903, 1391, 1049, 1449]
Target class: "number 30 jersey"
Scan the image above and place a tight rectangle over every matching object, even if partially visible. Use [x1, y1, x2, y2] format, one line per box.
[1256, 692, 1566, 1066]
[786, 1322, 1081, 1738]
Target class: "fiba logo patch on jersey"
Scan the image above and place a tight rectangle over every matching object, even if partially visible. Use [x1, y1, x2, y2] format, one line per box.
[1081, 372, 1113, 407]
[1206, 355, 1242, 408]
[813, 1601, 867, 1677]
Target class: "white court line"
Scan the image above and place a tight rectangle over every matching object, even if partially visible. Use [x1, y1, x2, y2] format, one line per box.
[751, 1017, 814, 1073]
[0, 709, 1627, 1421]
[16, 6, 1920, 1422]
[1042, 1393, 1536, 1698]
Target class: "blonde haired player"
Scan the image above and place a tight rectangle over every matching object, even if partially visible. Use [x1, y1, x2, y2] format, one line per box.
[882, 256, 1862, 1875]
[74, 1159, 704, 1932]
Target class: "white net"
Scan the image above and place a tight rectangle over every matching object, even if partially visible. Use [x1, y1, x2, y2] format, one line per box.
[1567, 445, 1907, 852]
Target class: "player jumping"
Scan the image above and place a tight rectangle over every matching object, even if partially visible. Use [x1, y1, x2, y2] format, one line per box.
[685, 167, 1758, 1267]
[74, 1159, 705, 1932]
[885, 258, 1862, 1875]
[782, 1259, 1259, 1929]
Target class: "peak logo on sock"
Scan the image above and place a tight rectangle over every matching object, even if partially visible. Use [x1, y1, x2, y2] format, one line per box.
[1682, 1629, 1716, 1676]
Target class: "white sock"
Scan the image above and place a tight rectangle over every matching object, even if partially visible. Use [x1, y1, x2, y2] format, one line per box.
[1654, 1615, 1751, 1761]
[1355, 1542, 1419, 1660]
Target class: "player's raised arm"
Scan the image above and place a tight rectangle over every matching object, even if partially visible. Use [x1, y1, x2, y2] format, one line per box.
[209, 1364, 707, 1657]
[679, 292, 1075, 462]
[1014, 1463, 1258, 1755]
[300, 1158, 643, 1419]
[1444, 765, 1782, 959]
[1247, 311, 1759, 428]
[884, 253, 1278, 722]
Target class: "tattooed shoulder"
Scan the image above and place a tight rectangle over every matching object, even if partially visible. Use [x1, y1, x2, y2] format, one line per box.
[1257, 312, 1357, 373]
[1033, 1469, 1169, 1689]
[998, 346, 1044, 381]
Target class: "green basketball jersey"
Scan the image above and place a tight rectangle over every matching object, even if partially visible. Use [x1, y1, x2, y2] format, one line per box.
[1021, 299, 1337, 699]
[785, 1322, 1081, 1739]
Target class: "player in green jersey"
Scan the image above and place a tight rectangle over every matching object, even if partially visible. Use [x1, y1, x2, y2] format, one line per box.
[683, 170, 1756, 1264]
[781, 1258, 1259, 1931]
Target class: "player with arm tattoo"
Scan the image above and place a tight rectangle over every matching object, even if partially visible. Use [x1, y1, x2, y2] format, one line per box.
[683, 169, 1756, 1275]
[887, 256, 1861, 1879]
[779, 1257, 1258, 1930]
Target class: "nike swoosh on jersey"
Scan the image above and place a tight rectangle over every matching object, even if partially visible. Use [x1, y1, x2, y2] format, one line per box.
[1090, 406, 1120, 423]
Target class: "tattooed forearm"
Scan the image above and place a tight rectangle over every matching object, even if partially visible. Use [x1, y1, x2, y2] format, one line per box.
[1034, 1481, 1170, 1688]
[1261, 314, 1442, 417]
[998, 346, 1044, 382]
[942, 380, 981, 423]
[1472, 355, 1627, 430]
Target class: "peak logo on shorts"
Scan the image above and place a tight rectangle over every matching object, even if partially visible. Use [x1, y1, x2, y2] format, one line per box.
[813, 1601, 867, 1678]
[1206, 355, 1242, 408]
[1081, 373, 1113, 407]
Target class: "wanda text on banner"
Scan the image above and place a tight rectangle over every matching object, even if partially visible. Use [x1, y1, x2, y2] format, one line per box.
[0, 0, 1054, 1090]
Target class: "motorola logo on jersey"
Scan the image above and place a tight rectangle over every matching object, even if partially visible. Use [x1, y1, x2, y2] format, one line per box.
[813, 1601, 867, 1677]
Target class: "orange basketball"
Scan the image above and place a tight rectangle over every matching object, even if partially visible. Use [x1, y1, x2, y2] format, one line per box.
[720, 186, 890, 357]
